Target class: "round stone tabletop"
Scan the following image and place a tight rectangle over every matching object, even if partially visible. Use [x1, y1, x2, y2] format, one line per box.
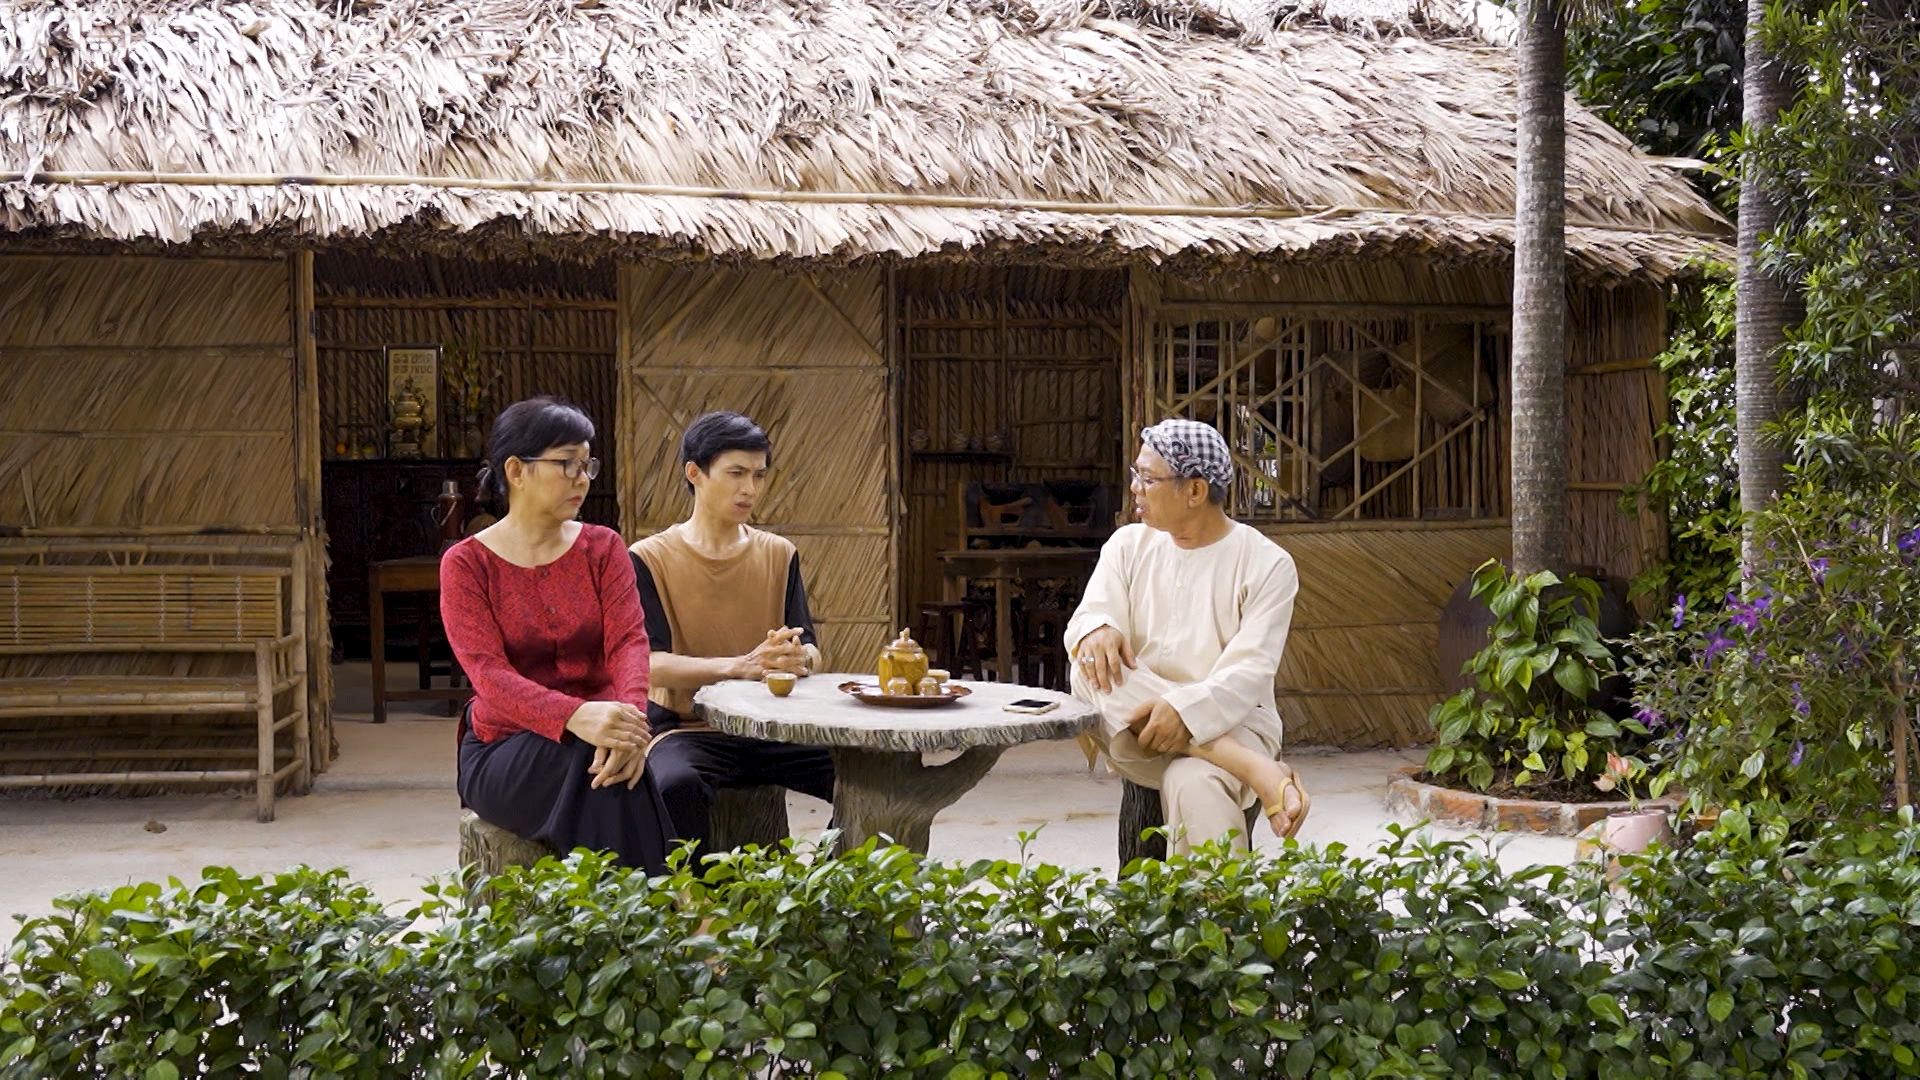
[693, 674, 1097, 753]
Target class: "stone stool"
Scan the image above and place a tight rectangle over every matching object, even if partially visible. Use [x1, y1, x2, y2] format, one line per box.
[1117, 779, 1260, 866]
[459, 785, 792, 894]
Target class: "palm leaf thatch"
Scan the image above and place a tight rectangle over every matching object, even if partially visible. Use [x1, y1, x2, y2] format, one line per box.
[0, 0, 1723, 279]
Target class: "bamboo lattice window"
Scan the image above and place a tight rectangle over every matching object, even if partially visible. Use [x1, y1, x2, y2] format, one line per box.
[1149, 311, 1509, 522]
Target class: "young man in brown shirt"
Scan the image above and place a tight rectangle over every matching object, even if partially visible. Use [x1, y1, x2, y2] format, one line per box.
[629, 411, 834, 852]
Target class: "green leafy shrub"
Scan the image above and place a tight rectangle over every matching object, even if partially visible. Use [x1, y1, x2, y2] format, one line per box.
[0, 866, 428, 1078]
[1604, 808, 1920, 1077]
[1426, 560, 1648, 795]
[5, 822, 1920, 1079]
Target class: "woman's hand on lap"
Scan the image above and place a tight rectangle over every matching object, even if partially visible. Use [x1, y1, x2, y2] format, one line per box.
[567, 701, 650, 749]
[590, 745, 647, 789]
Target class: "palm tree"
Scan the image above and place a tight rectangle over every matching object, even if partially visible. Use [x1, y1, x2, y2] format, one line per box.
[1733, 0, 1799, 567]
[1509, 0, 1569, 576]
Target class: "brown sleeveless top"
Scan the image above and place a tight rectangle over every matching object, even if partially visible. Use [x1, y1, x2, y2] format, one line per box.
[630, 525, 795, 717]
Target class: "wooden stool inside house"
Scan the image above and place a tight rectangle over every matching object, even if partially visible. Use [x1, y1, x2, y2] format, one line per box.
[1017, 602, 1074, 691]
[369, 555, 472, 723]
[1117, 779, 1260, 866]
[915, 600, 968, 675]
[458, 786, 794, 893]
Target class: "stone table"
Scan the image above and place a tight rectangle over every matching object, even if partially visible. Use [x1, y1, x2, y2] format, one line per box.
[694, 674, 1097, 854]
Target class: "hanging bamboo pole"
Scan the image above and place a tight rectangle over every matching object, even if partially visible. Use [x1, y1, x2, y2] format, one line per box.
[0, 169, 1733, 241]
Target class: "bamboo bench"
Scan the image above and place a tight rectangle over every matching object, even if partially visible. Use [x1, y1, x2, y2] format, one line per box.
[0, 541, 311, 822]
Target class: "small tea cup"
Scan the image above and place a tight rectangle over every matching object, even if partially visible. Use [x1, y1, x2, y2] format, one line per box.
[764, 672, 797, 697]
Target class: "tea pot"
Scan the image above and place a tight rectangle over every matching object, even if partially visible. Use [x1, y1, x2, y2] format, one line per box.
[875, 627, 929, 689]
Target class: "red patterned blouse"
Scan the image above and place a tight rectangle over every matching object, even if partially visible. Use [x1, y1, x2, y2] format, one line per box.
[439, 524, 650, 744]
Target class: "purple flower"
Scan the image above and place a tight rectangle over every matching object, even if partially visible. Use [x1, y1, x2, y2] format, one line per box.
[1672, 594, 1688, 629]
[1729, 593, 1773, 632]
[1635, 704, 1664, 728]
[1809, 558, 1829, 585]
[1792, 682, 1810, 716]
[1703, 631, 1734, 667]
[1790, 741, 1805, 767]
[1899, 526, 1920, 563]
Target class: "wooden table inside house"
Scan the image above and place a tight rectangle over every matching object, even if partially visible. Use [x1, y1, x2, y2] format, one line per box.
[937, 547, 1102, 681]
[693, 675, 1096, 854]
[368, 554, 470, 724]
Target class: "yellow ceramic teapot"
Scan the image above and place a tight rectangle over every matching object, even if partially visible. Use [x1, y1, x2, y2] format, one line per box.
[876, 627, 929, 690]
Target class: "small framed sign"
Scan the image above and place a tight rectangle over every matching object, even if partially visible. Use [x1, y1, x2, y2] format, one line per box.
[385, 345, 440, 457]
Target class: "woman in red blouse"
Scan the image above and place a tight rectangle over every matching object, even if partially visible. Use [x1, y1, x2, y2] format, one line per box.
[441, 397, 676, 872]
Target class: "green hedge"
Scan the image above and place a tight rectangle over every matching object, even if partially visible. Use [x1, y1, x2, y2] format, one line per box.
[5, 817, 1919, 1079]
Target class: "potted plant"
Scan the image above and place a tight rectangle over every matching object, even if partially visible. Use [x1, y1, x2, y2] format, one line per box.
[1424, 560, 1653, 802]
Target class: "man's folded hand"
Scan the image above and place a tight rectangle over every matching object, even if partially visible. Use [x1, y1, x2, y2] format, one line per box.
[1128, 696, 1193, 754]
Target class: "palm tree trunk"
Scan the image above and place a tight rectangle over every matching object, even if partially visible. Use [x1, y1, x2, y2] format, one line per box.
[1734, 0, 1799, 566]
[1510, 0, 1569, 576]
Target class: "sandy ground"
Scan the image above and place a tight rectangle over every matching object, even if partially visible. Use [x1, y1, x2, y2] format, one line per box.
[0, 662, 1576, 943]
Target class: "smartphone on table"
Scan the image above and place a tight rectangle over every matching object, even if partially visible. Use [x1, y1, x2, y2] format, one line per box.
[1003, 698, 1059, 715]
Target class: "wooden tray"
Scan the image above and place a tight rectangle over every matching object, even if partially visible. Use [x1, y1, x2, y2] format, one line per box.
[837, 680, 972, 708]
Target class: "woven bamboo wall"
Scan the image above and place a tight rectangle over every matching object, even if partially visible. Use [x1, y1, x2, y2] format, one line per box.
[1567, 281, 1669, 589]
[898, 267, 1125, 617]
[1267, 522, 1511, 746]
[618, 265, 893, 671]
[0, 253, 333, 784]
[0, 257, 298, 525]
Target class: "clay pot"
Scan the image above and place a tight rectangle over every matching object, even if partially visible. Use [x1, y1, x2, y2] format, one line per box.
[1600, 807, 1672, 852]
[1576, 807, 1674, 882]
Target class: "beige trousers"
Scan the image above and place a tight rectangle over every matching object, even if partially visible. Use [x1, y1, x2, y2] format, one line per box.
[1071, 664, 1261, 854]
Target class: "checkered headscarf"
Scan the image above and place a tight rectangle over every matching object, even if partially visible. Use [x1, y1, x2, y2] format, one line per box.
[1140, 418, 1234, 490]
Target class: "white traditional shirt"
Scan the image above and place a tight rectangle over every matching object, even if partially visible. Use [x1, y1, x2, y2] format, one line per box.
[1064, 521, 1298, 750]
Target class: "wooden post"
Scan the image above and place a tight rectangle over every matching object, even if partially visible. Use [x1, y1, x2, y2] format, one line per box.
[886, 265, 905, 631]
[291, 542, 312, 792]
[1413, 317, 1425, 519]
[255, 638, 276, 822]
[370, 567, 388, 724]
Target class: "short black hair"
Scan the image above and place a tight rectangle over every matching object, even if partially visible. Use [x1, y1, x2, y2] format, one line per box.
[477, 396, 595, 504]
[680, 411, 772, 494]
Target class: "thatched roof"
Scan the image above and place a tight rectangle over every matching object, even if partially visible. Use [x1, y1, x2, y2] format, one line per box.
[0, 0, 1726, 280]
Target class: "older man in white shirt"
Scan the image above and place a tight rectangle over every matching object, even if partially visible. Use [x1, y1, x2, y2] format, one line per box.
[1066, 418, 1310, 853]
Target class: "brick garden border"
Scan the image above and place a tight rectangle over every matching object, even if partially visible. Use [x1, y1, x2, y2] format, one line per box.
[1384, 766, 1680, 837]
